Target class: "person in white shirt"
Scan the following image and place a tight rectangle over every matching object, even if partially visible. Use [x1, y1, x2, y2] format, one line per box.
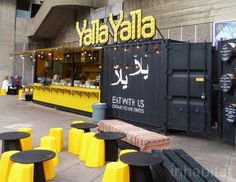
[1, 75, 9, 93]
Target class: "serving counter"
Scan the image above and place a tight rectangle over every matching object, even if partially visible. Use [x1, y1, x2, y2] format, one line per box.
[33, 83, 100, 113]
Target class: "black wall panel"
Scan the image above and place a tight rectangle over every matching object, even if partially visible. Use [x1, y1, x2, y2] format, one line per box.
[218, 39, 236, 143]
[101, 40, 166, 130]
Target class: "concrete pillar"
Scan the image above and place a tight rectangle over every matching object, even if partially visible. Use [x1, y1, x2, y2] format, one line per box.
[0, 0, 16, 84]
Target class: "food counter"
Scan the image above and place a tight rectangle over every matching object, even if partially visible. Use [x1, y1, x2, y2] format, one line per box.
[33, 83, 100, 113]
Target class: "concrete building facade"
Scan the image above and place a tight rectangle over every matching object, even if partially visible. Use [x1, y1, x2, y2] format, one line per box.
[0, 0, 16, 82]
[1, 0, 236, 85]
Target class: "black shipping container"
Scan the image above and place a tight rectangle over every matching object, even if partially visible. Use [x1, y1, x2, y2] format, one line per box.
[101, 39, 216, 136]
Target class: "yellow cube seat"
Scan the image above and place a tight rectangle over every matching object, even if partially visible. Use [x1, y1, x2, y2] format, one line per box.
[79, 132, 95, 161]
[102, 161, 130, 182]
[72, 120, 84, 124]
[0, 150, 19, 182]
[34, 147, 56, 181]
[118, 149, 137, 161]
[0, 89, 7, 96]
[49, 128, 64, 152]
[85, 137, 105, 168]
[7, 163, 34, 182]
[18, 128, 33, 151]
[18, 89, 23, 100]
[40, 136, 59, 166]
[68, 128, 84, 155]
[24, 88, 30, 92]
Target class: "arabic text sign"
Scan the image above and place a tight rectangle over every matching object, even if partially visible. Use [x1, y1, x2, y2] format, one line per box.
[111, 57, 149, 90]
[76, 9, 156, 46]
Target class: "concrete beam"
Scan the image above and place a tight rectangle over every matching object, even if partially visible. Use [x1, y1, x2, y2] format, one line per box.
[27, 0, 95, 38]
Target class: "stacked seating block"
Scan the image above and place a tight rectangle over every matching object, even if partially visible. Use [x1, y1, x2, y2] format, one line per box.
[0, 89, 7, 96]
[40, 136, 59, 166]
[98, 120, 170, 151]
[7, 163, 34, 182]
[34, 147, 56, 181]
[72, 120, 84, 124]
[18, 128, 33, 151]
[85, 137, 105, 168]
[0, 150, 19, 182]
[68, 128, 84, 155]
[152, 149, 220, 182]
[49, 128, 64, 152]
[79, 132, 95, 161]
[18, 89, 23, 100]
[118, 149, 137, 162]
[102, 161, 130, 182]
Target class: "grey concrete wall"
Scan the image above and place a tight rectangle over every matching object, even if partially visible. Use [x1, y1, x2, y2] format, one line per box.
[51, 7, 90, 47]
[15, 18, 29, 44]
[0, 0, 16, 85]
[27, 0, 94, 38]
[91, 1, 123, 20]
[14, 17, 34, 85]
[93, 0, 123, 8]
[124, 0, 236, 42]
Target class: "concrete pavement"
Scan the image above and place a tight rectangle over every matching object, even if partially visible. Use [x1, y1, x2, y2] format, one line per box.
[0, 96, 235, 182]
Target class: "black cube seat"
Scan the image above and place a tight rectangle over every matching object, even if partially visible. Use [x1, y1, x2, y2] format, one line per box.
[151, 149, 220, 182]
[24, 94, 33, 101]
[8, 87, 18, 95]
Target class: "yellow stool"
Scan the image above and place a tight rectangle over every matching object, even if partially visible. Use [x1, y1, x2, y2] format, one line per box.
[18, 128, 33, 151]
[118, 149, 137, 161]
[0, 150, 19, 182]
[18, 89, 23, 100]
[29, 88, 33, 92]
[0, 89, 7, 96]
[34, 147, 56, 181]
[102, 161, 130, 182]
[49, 128, 64, 152]
[72, 120, 84, 124]
[40, 136, 59, 166]
[7, 163, 34, 182]
[68, 128, 84, 155]
[79, 132, 95, 161]
[25, 88, 30, 92]
[85, 137, 105, 168]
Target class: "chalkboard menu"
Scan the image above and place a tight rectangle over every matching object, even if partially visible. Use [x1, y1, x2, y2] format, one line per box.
[220, 73, 235, 92]
[219, 43, 236, 62]
[225, 104, 236, 123]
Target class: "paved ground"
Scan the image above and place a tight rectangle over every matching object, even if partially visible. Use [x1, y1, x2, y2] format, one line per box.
[0, 96, 235, 182]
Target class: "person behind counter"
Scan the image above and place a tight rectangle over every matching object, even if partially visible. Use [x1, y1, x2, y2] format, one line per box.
[51, 74, 59, 84]
[1, 75, 9, 92]
[78, 72, 88, 84]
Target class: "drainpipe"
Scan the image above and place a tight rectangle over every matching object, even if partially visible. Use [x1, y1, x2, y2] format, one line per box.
[13, 0, 17, 76]
[22, 43, 26, 85]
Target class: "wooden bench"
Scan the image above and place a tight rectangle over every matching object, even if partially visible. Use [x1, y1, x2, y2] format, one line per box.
[98, 120, 170, 151]
[152, 149, 220, 182]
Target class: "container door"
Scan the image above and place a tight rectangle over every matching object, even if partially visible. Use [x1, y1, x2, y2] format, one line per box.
[166, 42, 212, 134]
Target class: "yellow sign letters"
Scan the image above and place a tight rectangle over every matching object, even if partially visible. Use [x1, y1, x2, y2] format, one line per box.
[76, 9, 156, 46]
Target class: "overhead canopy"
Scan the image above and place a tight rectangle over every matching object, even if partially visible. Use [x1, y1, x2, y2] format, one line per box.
[10, 46, 102, 56]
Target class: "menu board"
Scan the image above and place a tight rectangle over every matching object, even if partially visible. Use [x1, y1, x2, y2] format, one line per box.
[219, 43, 233, 62]
[225, 104, 236, 123]
[220, 74, 235, 92]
